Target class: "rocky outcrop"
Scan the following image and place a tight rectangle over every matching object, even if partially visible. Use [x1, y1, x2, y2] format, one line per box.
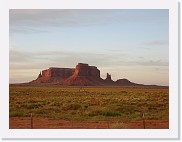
[37, 72, 42, 78]
[104, 73, 115, 85]
[115, 79, 142, 86]
[63, 63, 104, 86]
[73, 63, 100, 78]
[31, 67, 74, 84]
[105, 73, 111, 81]
[30, 63, 143, 86]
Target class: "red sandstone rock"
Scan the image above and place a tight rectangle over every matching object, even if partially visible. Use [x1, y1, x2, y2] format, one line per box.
[31, 67, 74, 84]
[30, 63, 142, 86]
[105, 73, 112, 81]
[115, 79, 141, 86]
[104, 73, 115, 85]
[63, 63, 103, 86]
[37, 72, 42, 78]
[74, 63, 100, 78]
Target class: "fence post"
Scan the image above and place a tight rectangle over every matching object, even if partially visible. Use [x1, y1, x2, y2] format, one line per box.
[31, 113, 33, 129]
[107, 121, 110, 129]
[71, 119, 73, 129]
[142, 113, 146, 129]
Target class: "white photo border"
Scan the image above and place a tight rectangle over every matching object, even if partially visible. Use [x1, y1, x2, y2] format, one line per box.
[0, 0, 179, 139]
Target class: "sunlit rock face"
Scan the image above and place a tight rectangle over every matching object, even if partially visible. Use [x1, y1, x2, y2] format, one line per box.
[74, 63, 100, 78]
[30, 63, 141, 86]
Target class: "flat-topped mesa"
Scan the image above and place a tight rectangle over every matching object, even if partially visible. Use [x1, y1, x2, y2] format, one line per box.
[30, 63, 144, 86]
[27, 63, 163, 86]
[32, 67, 75, 83]
[41, 67, 74, 78]
[74, 63, 100, 78]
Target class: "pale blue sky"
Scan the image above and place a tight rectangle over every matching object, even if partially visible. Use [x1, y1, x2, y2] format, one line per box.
[9, 9, 169, 85]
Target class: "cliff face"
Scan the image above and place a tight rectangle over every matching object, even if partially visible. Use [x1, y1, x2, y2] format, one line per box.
[63, 63, 104, 86]
[31, 63, 101, 85]
[73, 63, 100, 78]
[41, 68, 74, 78]
[31, 68, 74, 83]
[30, 63, 140, 86]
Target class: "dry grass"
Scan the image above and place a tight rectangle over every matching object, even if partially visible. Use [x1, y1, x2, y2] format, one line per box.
[9, 85, 169, 122]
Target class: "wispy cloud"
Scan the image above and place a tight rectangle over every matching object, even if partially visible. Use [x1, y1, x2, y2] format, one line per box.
[134, 59, 168, 66]
[10, 9, 168, 34]
[10, 49, 168, 71]
[144, 40, 168, 46]
[10, 49, 122, 70]
[10, 10, 116, 34]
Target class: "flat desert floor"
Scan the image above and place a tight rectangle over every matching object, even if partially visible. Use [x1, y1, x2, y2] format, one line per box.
[9, 85, 169, 129]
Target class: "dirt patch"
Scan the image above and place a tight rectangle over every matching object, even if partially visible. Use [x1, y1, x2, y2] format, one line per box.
[10, 117, 169, 129]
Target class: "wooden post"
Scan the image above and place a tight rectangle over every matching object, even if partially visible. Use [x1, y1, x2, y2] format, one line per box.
[107, 121, 110, 129]
[31, 113, 33, 129]
[142, 113, 146, 129]
[71, 119, 73, 129]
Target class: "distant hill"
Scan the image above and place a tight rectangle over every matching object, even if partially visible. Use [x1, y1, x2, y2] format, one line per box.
[28, 63, 162, 87]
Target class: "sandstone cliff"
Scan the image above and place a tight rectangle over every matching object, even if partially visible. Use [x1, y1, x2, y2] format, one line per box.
[31, 67, 74, 84]
[63, 63, 105, 86]
[30, 63, 140, 86]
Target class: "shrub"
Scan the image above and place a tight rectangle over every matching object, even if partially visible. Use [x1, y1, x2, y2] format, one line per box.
[35, 109, 48, 114]
[25, 103, 41, 109]
[10, 111, 25, 117]
[89, 110, 120, 116]
[62, 103, 82, 110]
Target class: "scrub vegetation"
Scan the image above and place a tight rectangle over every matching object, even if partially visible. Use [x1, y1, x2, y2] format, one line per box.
[9, 85, 169, 123]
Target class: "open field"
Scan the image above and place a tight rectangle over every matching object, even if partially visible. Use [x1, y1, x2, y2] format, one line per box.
[9, 85, 169, 129]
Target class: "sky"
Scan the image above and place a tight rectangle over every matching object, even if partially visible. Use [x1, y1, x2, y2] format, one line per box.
[9, 9, 169, 85]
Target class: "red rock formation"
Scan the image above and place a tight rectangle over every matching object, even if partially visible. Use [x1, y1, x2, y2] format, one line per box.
[30, 63, 144, 86]
[115, 79, 141, 86]
[73, 63, 100, 78]
[37, 72, 42, 78]
[104, 73, 115, 85]
[63, 63, 104, 86]
[31, 67, 74, 84]
[105, 73, 111, 81]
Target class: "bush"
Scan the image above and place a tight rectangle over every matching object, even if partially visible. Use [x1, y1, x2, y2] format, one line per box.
[25, 103, 41, 109]
[89, 110, 120, 116]
[35, 109, 48, 114]
[62, 103, 82, 110]
[10, 111, 25, 117]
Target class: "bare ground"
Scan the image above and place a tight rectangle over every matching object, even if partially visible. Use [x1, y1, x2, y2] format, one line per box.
[10, 117, 169, 129]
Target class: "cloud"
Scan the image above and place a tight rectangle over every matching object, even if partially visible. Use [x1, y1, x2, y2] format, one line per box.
[9, 10, 116, 34]
[134, 59, 168, 66]
[10, 9, 168, 34]
[10, 48, 168, 74]
[144, 40, 168, 46]
[9, 49, 124, 70]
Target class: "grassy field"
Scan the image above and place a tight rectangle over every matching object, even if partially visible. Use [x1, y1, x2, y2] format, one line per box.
[9, 85, 169, 125]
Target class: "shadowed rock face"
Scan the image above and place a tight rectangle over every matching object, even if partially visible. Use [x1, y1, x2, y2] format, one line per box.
[105, 73, 111, 80]
[115, 79, 142, 86]
[30, 63, 143, 86]
[31, 68, 74, 83]
[104, 73, 115, 85]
